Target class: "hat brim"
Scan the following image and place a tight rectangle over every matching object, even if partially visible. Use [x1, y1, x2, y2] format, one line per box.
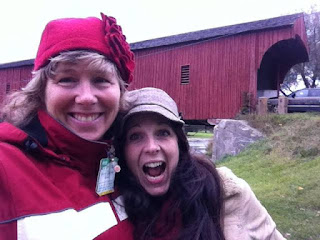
[123, 104, 185, 127]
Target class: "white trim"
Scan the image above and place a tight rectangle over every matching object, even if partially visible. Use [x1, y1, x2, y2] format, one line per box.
[17, 202, 117, 240]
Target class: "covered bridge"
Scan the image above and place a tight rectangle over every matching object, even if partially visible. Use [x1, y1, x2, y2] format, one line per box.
[0, 13, 309, 122]
[129, 12, 309, 122]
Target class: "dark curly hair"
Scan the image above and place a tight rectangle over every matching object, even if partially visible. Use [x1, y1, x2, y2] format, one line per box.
[115, 121, 225, 240]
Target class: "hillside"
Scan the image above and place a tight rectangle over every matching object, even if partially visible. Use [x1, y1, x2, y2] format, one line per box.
[217, 113, 320, 240]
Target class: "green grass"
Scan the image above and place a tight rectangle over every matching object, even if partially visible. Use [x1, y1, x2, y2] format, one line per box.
[217, 113, 320, 240]
[186, 131, 213, 138]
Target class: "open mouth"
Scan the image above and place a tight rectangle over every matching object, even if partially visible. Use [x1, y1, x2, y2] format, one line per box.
[71, 113, 102, 122]
[143, 162, 166, 178]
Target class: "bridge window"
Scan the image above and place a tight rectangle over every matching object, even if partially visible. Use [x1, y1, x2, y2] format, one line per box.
[181, 65, 190, 85]
[6, 83, 10, 94]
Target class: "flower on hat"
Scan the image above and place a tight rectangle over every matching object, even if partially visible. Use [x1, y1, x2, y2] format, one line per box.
[102, 13, 135, 84]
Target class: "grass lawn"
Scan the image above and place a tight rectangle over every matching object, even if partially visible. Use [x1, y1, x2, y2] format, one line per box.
[216, 113, 320, 240]
[186, 131, 213, 138]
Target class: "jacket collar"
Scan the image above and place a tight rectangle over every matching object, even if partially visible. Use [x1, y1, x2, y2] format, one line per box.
[37, 110, 112, 176]
[4, 110, 112, 176]
[21, 111, 48, 147]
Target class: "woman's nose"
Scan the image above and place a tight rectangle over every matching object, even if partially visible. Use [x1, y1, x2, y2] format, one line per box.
[75, 81, 97, 105]
[144, 137, 160, 154]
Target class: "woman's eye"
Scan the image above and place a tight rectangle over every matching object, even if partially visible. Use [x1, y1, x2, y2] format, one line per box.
[127, 133, 141, 142]
[93, 77, 110, 84]
[158, 129, 170, 137]
[57, 77, 76, 85]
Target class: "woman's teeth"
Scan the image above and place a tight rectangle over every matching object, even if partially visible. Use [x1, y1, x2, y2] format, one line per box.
[73, 113, 100, 122]
[143, 162, 165, 177]
[145, 162, 163, 168]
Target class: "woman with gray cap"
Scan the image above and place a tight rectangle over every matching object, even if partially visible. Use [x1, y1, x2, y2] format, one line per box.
[115, 87, 286, 240]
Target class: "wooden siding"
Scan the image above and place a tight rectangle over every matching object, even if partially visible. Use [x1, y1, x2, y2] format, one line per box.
[0, 66, 32, 102]
[293, 17, 308, 50]
[130, 17, 308, 120]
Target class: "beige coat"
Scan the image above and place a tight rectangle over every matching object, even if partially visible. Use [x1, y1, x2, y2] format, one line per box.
[217, 167, 286, 240]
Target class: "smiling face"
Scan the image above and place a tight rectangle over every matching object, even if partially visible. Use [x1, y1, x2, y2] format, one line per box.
[44, 60, 121, 141]
[124, 113, 179, 196]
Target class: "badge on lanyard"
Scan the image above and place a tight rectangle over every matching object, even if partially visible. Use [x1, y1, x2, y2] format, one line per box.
[96, 146, 121, 196]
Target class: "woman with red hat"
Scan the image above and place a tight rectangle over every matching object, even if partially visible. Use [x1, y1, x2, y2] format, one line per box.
[0, 13, 135, 239]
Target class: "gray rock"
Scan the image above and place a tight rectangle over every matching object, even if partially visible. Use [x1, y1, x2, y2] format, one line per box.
[212, 119, 264, 162]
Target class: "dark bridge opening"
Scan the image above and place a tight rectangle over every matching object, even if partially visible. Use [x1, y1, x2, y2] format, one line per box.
[257, 35, 309, 97]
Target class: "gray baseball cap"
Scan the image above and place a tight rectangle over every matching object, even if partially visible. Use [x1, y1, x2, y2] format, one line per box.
[122, 87, 185, 126]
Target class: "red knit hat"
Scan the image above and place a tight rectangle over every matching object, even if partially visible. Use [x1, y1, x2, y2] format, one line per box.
[34, 13, 135, 84]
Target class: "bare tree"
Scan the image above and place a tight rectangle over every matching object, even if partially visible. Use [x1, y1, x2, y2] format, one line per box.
[282, 7, 320, 92]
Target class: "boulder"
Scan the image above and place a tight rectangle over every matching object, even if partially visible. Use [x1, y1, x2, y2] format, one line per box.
[212, 119, 264, 162]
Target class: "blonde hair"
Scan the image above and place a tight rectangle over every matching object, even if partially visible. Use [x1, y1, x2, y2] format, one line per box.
[1, 51, 127, 127]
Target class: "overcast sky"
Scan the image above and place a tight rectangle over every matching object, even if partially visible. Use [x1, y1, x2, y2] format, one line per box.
[0, 0, 319, 64]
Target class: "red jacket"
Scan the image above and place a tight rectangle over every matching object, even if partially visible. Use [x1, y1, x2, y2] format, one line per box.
[0, 110, 133, 240]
